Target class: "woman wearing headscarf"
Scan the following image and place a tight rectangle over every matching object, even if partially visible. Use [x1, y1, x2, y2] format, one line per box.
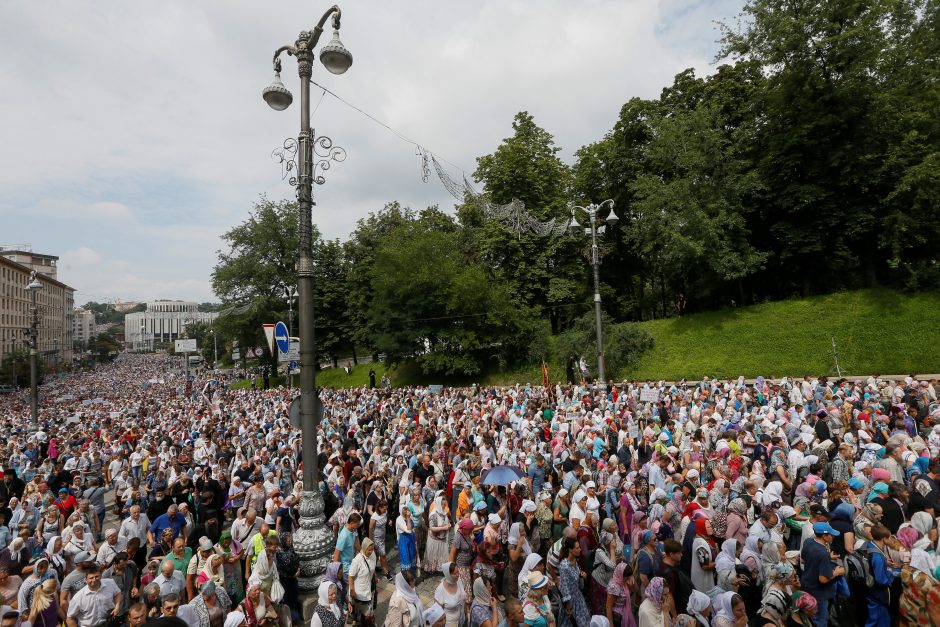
[214, 530, 245, 605]
[310, 581, 342, 627]
[758, 562, 795, 627]
[44, 536, 66, 580]
[787, 591, 817, 626]
[248, 535, 282, 602]
[558, 536, 590, 627]
[198, 553, 226, 587]
[637, 576, 669, 627]
[691, 518, 718, 595]
[518, 553, 543, 602]
[535, 492, 554, 556]
[723, 500, 749, 547]
[686, 589, 711, 627]
[434, 562, 467, 627]
[450, 519, 476, 601]
[899, 548, 940, 626]
[348, 538, 377, 625]
[591, 518, 619, 614]
[507, 522, 531, 598]
[619, 483, 641, 546]
[426, 492, 452, 574]
[630, 511, 650, 556]
[274, 532, 300, 623]
[708, 481, 729, 514]
[714, 539, 738, 592]
[854, 502, 883, 543]
[710, 591, 746, 627]
[323, 561, 346, 611]
[468, 577, 498, 627]
[397, 505, 418, 576]
[909, 511, 936, 551]
[605, 562, 637, 627]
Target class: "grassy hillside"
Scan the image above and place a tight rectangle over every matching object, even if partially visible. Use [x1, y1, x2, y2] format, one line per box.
[630, 288, 940, 380]
[309, 289, 940, 387]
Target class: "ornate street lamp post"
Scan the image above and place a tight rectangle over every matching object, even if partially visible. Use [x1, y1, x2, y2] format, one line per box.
[568, 200, 619, 392]
[262, 4, 352, 590]
[26, 272, 43, 432]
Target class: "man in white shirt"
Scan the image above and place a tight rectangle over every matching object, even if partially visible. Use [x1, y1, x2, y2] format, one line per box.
[119, 505, 151, 546]
[66, 567, 122, 627]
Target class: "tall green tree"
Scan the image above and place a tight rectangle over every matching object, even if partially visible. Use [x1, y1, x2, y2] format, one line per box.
[466, 112, 583, 333]
[368, 208, 541, 375]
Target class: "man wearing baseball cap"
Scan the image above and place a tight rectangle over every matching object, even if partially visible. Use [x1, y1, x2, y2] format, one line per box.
[800, 521, 846, 627]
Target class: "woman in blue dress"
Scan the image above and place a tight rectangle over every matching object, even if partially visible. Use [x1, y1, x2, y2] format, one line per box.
[557, 536, 590, 627]
[396, 506, 417, 576]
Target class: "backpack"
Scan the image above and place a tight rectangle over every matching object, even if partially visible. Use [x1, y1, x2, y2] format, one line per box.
[845, 546, 874, 588]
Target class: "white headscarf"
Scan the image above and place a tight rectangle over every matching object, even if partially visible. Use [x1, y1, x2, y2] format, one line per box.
[712, 590, 736, 624]
[687, 589, 711, 626]
[394, 572, 425, 618]
[316, 581, 340, 620]
[507, 523, 531, 555]
[715, 538, 737, 573]
[518, 553, 542, 590]
[910, 548, 934, 579]
[223, 612, 245, 627]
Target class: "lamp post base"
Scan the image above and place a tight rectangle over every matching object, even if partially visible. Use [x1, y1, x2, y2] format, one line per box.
[294, 489, 333, 591]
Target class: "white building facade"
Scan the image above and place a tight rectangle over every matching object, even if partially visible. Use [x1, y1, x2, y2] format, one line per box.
[125, 300, 218, 346]
[72, 308, 95, 348]
[0, 253, 74, 367]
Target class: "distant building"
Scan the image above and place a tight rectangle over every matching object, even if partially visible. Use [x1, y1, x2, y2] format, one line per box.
[0, 251, 74, 367]
[125, 300, 218, 346]
[72, 308, 95, 348]
[0, 244, 60, 280]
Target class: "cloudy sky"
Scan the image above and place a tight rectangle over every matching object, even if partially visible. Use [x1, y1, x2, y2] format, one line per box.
[0, 0, 744, 304]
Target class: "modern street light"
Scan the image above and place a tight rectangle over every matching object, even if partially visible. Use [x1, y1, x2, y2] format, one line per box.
[262, 3, 352, 589]
[26, 272, 42, 432]
[209, 327, 218, 366]
[568, 199, 619, 392]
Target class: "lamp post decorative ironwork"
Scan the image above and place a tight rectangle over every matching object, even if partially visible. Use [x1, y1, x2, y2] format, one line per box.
[26, 271, 42, 432]
[262, 3, 352, 590]
[567, 200, 619, 392]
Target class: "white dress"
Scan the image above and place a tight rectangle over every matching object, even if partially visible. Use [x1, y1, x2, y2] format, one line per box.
[434, 582, 467, 627]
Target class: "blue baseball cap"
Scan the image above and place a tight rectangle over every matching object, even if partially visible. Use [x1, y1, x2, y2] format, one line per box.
[812, 522, 840, 537]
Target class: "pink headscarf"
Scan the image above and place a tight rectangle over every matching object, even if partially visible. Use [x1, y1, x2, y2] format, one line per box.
[897, 526, 920, 550]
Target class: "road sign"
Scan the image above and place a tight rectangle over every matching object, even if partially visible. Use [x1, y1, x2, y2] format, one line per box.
[175, 339, 197, 353]
[278, 340, 299, 363]
[262, 324, 276, 356]
[275, 321, 290, 353]
[288, 360, 297, 370]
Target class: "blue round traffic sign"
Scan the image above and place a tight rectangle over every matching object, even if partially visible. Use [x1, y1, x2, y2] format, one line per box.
[289, 360, 297, 370]
[274, 321, 290, 353]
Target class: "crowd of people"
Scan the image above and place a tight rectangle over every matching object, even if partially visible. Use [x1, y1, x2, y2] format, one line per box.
[1, 354, 939, 627]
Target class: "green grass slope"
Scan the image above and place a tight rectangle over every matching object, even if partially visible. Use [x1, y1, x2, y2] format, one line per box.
[308, 289, 940, 387]
[630, 289, 940, 380]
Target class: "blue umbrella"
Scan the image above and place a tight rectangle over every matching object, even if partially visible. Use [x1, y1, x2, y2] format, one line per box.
[481, 465, 525, 486]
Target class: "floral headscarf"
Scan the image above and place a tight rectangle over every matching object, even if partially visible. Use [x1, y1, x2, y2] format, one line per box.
[645, 576, 666, 608]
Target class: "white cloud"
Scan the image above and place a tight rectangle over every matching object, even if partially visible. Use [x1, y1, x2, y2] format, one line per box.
[0, 0, 743, 302]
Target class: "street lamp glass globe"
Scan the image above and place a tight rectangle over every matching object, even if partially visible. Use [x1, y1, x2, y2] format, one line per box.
[319, 30, 353, 74]
[606, 209, 620, 225]
[262, 72, 293, 111]
[26, 279, 42, 291]
[568, 215, 582, 235]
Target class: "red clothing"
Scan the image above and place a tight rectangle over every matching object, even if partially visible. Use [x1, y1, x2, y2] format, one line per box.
[55, 495, 77, 518]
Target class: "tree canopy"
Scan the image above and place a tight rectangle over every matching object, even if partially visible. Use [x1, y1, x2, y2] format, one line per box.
[212, 0, 940, 377]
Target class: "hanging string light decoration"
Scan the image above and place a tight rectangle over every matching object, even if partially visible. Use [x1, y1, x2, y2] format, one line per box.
[429, 155, 568, 238]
